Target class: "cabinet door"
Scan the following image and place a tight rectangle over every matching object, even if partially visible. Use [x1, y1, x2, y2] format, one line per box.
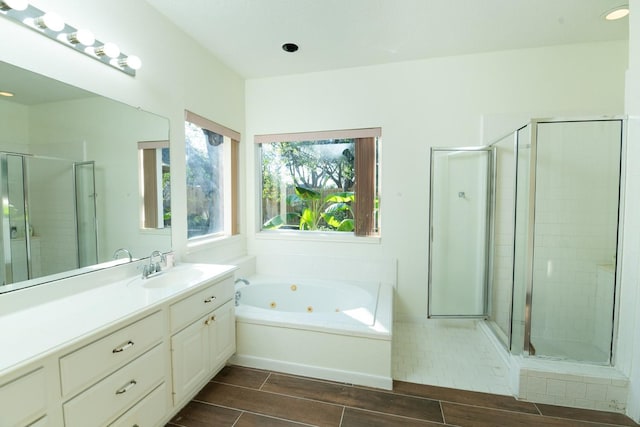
[171, 315, 209, 405]
[0, 368, 47, 427]
[210, 300, 236, 370]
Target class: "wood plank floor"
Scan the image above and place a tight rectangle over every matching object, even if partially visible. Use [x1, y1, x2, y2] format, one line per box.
[167, 365, 640, 427]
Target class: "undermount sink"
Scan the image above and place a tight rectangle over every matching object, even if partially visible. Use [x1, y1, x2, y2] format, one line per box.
[128, 265, 206, 289]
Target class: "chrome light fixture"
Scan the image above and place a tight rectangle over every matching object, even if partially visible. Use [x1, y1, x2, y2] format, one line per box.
[0, 0, 28, 12]
[67, 28, 95, 46]
[0, 2, 141, 76]
[94, 42, 121, 59]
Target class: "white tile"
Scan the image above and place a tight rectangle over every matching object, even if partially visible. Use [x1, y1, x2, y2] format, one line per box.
[526, 376, 547, 395]
[546, 379, 567, 397]
[565, 381, 587, 399]
[606, 385, 628, 403]
[526, 392, 558, 405]
[611, 378, 629, 387]
[392, 321, 511, 395]
[585, 383, 608, 401]
[584, 376, 612, 385]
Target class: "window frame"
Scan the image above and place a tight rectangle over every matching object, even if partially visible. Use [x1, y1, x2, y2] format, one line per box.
[256, 127, 381, 238]
[138, 140, 170, 231]
[184, 110, 240, 243]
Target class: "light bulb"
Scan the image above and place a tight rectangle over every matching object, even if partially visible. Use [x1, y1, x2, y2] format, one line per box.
[119, 55, 142, 70]
[95, 42, 120, 59]
[67, 28, 95, 46]
[34, 12, 65, 32]
[605, 6, 629, 20]
[0, 0, 28, 11]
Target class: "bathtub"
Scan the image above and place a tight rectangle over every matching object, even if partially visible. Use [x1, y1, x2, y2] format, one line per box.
[231, 276, 393, 389]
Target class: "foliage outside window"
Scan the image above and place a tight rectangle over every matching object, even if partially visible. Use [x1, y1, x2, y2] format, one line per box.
[139, 141, 171, 229]
[185, 111, 240, 240]
[259, 128, 380, 236]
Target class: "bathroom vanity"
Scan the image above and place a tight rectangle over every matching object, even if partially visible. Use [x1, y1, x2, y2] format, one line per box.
[0, 262, 237, 426]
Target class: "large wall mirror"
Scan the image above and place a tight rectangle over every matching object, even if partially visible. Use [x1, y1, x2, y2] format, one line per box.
[0, 61, 171, 294]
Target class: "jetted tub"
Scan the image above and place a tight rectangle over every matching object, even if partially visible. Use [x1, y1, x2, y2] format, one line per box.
[231, 276, 393, 389]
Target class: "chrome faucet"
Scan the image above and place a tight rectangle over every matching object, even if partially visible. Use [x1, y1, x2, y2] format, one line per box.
[235, 290, 242, 306]
[234, 278, 250, 285]
[112, 248, 133, 262]
[142, 250, 165, 279]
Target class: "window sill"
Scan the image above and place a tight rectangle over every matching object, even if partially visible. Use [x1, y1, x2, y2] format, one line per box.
[186, 233, 242, 253]
[256, 230, 381, 244]
[139, 227, 171, 236]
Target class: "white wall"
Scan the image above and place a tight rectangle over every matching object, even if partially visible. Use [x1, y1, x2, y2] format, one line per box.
[619, 0, 640, 421]
[0, 0, 247, 265]
[246, 41, 627, 322]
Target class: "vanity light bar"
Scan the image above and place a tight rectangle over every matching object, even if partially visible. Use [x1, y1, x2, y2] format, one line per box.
[0, 2, 141, 76]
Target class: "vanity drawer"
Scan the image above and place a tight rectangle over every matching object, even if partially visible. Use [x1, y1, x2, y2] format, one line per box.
[63, 344, 164, 427]
[0, 368, 46, 427]
[109, 382, 167, 427]
[170, 276, 233, 333]
[60, 311, 163, 397]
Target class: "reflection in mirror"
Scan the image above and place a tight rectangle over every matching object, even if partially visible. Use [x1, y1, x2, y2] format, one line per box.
[138, 141, 171, 229]
[0, 61, 171, 293]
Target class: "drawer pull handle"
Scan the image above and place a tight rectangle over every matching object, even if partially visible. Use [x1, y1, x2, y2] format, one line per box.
[204, 296, 217, 303]
[204, 318, 211, 326]
[115, 380, 137, 395]
[112, 340, 135, 353]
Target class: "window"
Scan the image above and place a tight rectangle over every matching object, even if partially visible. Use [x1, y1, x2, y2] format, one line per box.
[257, 128, 380, 236]
[185, 111, 240, 239]
[139, 140, 171, 229]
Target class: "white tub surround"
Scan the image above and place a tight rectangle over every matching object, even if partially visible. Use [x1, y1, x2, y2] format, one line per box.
[0, 261, 237, 427]
[232, 276, 394, 390]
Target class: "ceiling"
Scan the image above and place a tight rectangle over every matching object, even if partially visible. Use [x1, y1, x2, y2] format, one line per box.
[145, 0, 629, 79]
[0, 61, 94, 106]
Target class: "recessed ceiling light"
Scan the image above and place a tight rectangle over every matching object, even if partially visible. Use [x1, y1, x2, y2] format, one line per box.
[604, 5, 629, 20]
[0, 91, 14, 97]
[282, 43, 299, 53]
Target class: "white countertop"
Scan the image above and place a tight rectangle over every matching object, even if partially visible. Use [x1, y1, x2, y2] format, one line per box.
[0, 262, 236, 376]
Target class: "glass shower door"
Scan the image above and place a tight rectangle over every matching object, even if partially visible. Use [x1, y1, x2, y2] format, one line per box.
[428, 147, 492, 317]
[488, 133, 517, 348]
[74, 161, 98, 268]
[511, 125, 532, 355]
[528, 120, 622, 363]
[1, 154, 30, 284]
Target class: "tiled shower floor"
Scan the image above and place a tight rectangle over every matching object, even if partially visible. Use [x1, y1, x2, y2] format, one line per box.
[392, 320, 512, 395]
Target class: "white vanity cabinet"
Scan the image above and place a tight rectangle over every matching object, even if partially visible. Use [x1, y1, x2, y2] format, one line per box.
[170, 277, 235, 405]
[0, 263, 238, 427]
[60, 311, 167, 427]
[0, 367, 48, 427]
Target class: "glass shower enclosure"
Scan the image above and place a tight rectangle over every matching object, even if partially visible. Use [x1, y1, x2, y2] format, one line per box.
[428, 118, 623, 365]
[490, 118, 623, 364]
[0, 153, 98, 286]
